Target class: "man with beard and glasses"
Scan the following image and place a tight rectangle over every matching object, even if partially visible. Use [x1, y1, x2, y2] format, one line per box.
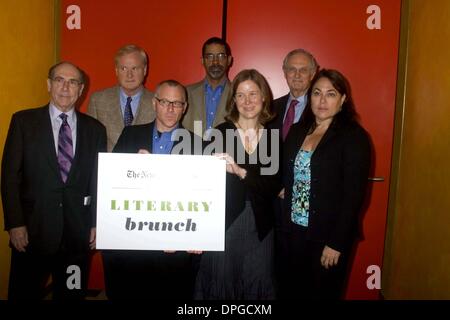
[182, 37, 233, 137]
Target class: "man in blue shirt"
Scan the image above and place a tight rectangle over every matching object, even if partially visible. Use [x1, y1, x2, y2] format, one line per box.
[102, 80, 202, 300]
[182, 37, 233, 137]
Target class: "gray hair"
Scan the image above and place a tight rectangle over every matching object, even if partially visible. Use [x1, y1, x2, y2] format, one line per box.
[114, 44, 148, 66]
[282, 48, 318, 71]
[48, 61, 85, 84]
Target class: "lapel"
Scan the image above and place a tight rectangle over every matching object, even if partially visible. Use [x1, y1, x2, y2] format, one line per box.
[41, 105, 61, 180]
[280, 94, 290, 114]
[147, 121, 155, 152]
[65, 110, 85, 183]
[276, 94, 290, 129]
[191, 82, 206, 132]
[110, 86, 125, 132]
[291, 124, 308, 161]
[312, 121, 340, 160]
[134, 88, 154, 124]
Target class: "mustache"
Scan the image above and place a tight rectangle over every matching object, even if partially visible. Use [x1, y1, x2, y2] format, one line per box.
[208, 65, 225, 73]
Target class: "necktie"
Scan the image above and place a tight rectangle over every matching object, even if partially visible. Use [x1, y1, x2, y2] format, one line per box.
[124, 96, 133, 126]
[58, 113, 73, 183]
[282, 99, 298, 141]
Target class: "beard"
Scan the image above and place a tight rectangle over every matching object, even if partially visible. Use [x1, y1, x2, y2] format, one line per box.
[207, 65, 226, 80]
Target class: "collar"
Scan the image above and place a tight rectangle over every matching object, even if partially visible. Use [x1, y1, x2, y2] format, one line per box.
[204, 78, 227, 91]
[49, 103, 76, 123]
[119, 86, 144, 100]
[153, 123, 180, 138]
[288, 93, 307, 105]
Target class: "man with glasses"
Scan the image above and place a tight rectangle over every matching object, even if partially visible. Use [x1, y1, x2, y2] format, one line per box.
[182, 37, 233, 137]
[102, 80, 202, 300]
[87, 44, 155, 152]
[1, 62, 107, 299]
[271, 49, 318, 140]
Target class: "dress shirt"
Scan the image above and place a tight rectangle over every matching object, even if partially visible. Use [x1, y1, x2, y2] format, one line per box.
[49, 103, 77, 155]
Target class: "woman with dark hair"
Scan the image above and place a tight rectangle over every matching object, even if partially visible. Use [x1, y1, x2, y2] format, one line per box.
[282, 69, 371, 299]
[195, 69, 281, 299]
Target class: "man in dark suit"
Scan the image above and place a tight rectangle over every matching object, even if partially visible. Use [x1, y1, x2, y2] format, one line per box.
[182, 37, 233, 137]
[102, 79, 202, 300]
[87, 44, 155, 152]
[1, 62, 107, 300]
[271, 48, 318, 139]
[270, 49, 318, 298]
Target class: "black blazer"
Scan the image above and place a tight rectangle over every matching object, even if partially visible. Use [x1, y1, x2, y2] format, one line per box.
[209, 122, 282, 240]
[269, 93, 290, 131]
[1, 105, 107, 255]
[282, 120, 371, 252]
[113, 121, 203, 155]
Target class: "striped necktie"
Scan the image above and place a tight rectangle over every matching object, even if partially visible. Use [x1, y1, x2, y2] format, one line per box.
[57, 113, 73, 183]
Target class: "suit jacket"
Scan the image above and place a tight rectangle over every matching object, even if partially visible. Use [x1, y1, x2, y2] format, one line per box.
[110, 120, 202, 296]
[211, 122, 282, 240]
[1, 105, 107, 255]
[282, 120, 371, 252]
[269, 93, 290, 131]
[182, 79, 232, 135]
[87, 86, 155, 152]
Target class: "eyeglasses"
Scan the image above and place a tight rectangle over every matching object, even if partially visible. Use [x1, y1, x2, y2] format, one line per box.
[284, 66, 313, 76]
[51, 76, 82, 88]
[154, 97, 186, 108]
[203, 53, 228, 62]
[235, 91, 262, 102]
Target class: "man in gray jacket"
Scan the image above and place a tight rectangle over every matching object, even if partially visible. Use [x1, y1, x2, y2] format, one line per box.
[87, 44, 155, 151]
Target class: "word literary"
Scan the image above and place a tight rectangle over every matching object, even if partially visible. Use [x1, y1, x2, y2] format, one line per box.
[111, 199, 212, 213]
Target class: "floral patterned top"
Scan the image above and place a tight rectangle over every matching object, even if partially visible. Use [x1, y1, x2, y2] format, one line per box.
[291, 149, 312, 227]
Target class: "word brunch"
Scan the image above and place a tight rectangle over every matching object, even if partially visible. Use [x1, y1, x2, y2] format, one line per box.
[111, 199, 212, 232]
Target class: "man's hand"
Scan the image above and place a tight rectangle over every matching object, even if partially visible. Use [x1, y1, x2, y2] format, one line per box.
[9, 226, 28, 252]
[89, 227, 96, 250]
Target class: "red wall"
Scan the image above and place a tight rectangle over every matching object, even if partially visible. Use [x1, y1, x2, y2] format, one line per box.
[61, 0, 401, 299]
[226, 0, 401, 299]
[61, 0, 223, 112]
[61, 0, 224, 289]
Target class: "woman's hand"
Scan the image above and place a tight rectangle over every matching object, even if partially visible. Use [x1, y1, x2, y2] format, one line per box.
[138, 149, 150, 154]
[278, 188, 285, 199]
[187, 250, 203, 254]
[214, 153, 247, 179]
[320, 245, 341, 269]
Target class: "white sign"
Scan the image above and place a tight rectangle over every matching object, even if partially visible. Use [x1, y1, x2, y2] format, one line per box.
[96, 153, 226, 251]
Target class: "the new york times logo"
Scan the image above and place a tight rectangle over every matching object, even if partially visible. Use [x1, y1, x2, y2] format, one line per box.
[127, 170, 153, 179]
